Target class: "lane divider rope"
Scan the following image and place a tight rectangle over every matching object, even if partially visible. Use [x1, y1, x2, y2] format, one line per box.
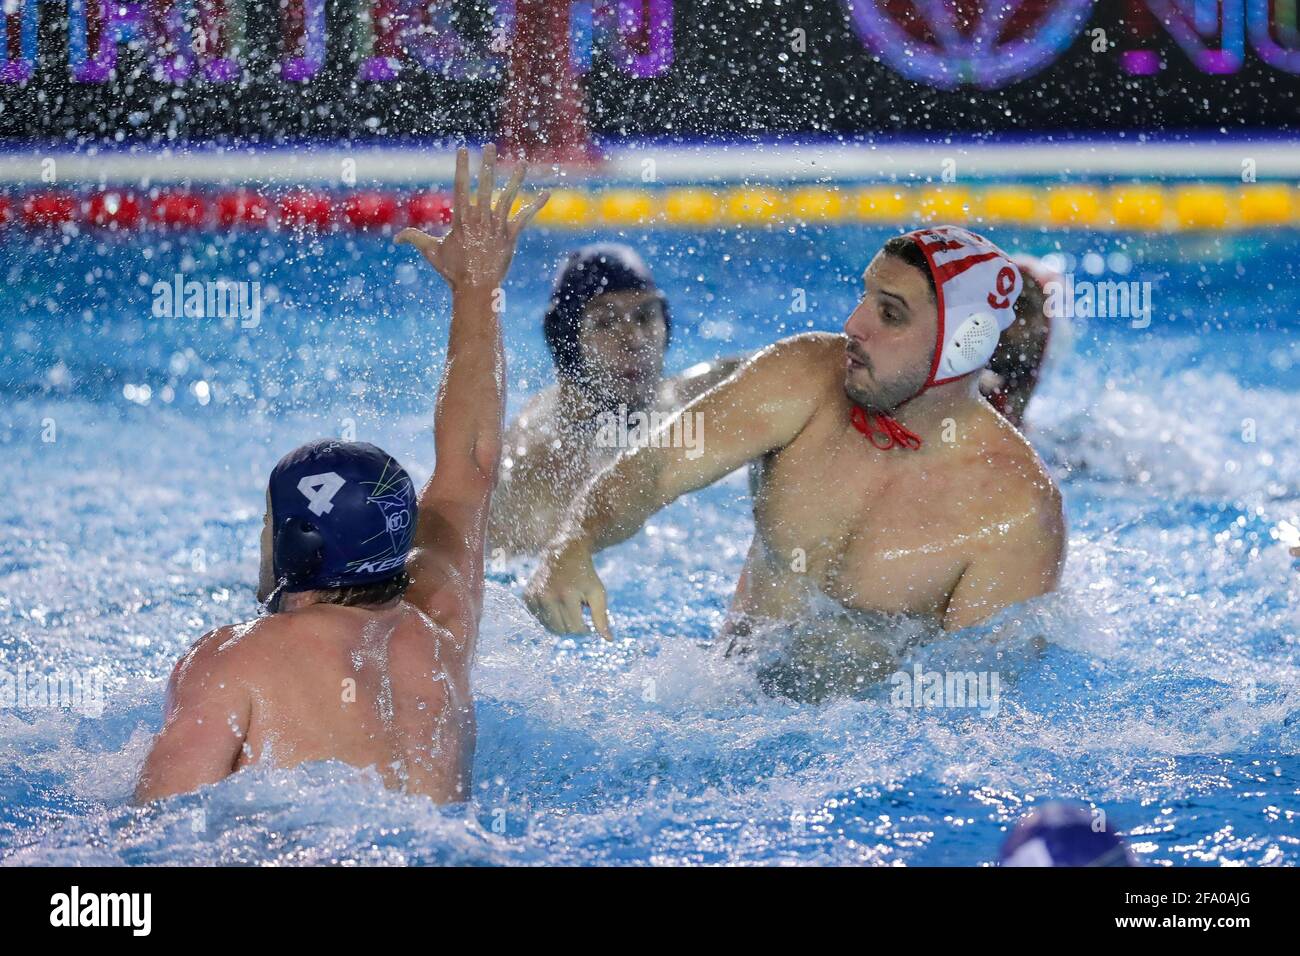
[0, 184, 1295, 231]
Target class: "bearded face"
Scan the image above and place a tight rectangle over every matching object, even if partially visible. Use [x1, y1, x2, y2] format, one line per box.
[841, 251, 938, 413]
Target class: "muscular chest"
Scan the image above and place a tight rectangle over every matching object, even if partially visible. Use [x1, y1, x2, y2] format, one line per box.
[751, 433, 975, 615]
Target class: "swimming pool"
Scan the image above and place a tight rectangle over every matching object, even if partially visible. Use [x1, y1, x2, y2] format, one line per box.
[2, 222, 1298, 865]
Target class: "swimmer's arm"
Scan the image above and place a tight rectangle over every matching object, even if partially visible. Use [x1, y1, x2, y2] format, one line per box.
[414, 277, 504, 585]
[527, 336, 832, 635]
[134, 630, 250, 803]
[403, 285, 502, 632]
[660, 355, 748, 409]
[398, 147, 546, 630]
[565, 334, 832, 553]
[942, 484, 1066, 631]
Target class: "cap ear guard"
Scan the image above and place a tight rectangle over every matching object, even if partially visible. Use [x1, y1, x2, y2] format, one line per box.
[273, 515, 325, 587]
[904, 226, 1023, 389]
[938, 311, 1001, 379]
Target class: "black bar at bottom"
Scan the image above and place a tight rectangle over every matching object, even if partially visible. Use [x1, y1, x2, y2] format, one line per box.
[0, 865, 1278, 940]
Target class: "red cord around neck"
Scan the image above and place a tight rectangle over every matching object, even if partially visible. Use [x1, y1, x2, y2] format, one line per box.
[850, 404, 923, 450]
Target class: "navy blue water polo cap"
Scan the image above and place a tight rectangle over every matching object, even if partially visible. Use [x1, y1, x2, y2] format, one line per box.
[543, 243, 671, 379]
[268, 440, 417, 593]
[999, 802, 1138, 867]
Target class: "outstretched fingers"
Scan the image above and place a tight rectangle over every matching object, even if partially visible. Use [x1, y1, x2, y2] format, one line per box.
[508, 190, 550, 238]
[495, 163, 527, 228]
[452, 146, 471, 222]
[475, 144, 497, 224]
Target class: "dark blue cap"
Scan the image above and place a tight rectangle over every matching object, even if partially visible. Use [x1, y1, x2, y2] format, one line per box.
[999, 802, 1138, 867]
[543, 243, 671, 379]
[268, 440, 417, 593]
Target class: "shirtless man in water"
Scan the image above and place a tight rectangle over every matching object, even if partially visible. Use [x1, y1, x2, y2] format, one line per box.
[492, 245, 1056, 563]
[135, 147, 547, 802]
[489, 243, 740, 554]
[525, 227, 1066, 700]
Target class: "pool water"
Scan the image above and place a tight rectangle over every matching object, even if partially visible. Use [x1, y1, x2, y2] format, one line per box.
[2, 222, 1299, 865]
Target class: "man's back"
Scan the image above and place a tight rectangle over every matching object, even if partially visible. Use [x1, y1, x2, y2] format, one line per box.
[238, 601, 472, 799]
[141, 600, 473, 803]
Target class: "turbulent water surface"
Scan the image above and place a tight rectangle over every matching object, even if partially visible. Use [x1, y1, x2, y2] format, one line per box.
[2, 225, 1298, 865]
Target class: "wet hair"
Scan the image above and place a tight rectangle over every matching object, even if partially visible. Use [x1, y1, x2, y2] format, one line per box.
[881, 235, 937, 300]
[314, 571, 412, 609]
[1012, 265, 1047, 326]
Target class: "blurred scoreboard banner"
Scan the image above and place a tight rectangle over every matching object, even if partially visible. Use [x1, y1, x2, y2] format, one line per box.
[1, 0, 1295, 139]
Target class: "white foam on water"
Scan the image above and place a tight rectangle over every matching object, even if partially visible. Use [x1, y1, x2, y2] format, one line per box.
[3, 321, 1300, 864]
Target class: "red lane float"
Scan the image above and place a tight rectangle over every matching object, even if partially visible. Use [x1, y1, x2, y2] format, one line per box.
[150, 192, 207, 228]
[276, 190, 334, 230]
[8, 189, 461, 232]
[343, 191, 400, 230]
[22, 191, 77, 227]
[216, 190, 270, 227]
[86, 191, 143, 228]
[408, 191, 453, 228]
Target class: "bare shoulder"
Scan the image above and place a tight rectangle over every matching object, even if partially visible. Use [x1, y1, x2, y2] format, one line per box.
[973, 412, 1065, 538]
[744, 332, 845, 394]
[504, 385, 561, 447]
[209, 613, 297, 661]
[393, 600, 469, 669]
[391, 588, 477, 665]
[163, 618, 272, 705]
[994, 419, 1059, 497]
[174, 621, 253, 673]
[767, 331, 845, 366]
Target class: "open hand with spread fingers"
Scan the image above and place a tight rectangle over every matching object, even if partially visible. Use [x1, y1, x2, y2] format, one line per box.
[397, 144, 549, 293]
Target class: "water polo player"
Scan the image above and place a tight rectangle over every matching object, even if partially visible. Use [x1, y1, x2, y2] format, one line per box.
[135, 147, 548, 802]
[525, 226, 1066, 697]
[489, 242, 742, 554]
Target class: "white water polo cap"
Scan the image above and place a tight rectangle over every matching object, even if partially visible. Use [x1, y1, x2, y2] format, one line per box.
[850, 226, 1024, 451]
[905, 225, 1023, 385]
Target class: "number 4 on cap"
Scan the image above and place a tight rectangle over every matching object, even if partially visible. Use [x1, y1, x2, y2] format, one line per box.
[298, 472, 346, 516]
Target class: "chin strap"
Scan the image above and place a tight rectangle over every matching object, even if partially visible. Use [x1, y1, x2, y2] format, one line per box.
[850, 404, 923, 451]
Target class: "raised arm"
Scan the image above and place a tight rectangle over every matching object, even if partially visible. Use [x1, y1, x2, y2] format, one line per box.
[525, 333, 837, 638]
[397, 145, 547, 630]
